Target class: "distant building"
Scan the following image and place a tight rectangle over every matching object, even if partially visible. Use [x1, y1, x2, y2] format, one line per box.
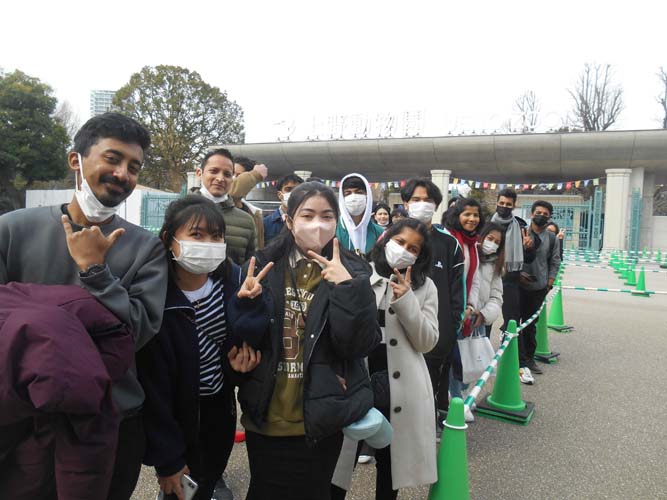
[89, 90, 115, 116]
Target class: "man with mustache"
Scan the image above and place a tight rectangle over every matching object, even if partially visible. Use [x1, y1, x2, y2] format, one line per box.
[0, 112, 167, 500]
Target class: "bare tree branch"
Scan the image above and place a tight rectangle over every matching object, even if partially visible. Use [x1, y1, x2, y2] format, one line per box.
[568, 63, 624, 131]
[657, 67, 667, 129]
[514, 90, 540, 133]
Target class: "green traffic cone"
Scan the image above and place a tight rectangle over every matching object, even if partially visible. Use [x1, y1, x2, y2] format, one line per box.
[661, 253, 667, 270]
[624, 265, 637, 286]
[613, 259, 622, 274]
[535, 306, 559, 363]
[618, 266, 628, 280]
[428, 398, 470, 500]
[655, 249, 662, 263]
[476, 320, 535, 425]
[642, 247, 648, 259]
[547, 288, 573, 332]
[632, 267, 651, 297]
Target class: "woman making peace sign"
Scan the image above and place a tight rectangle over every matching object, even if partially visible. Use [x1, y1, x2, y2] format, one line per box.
[237, 181, 381, 500]
[137, 196, 271, 500]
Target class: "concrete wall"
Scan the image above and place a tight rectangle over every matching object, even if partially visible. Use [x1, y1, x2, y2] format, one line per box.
[650, 216, 667, 250]
[26, 189, 144, 226]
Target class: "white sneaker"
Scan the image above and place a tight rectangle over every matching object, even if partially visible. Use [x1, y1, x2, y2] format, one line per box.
[357, 454, 375, 464]
[519, 367, 535, 385]
[464, 407, 475, 423]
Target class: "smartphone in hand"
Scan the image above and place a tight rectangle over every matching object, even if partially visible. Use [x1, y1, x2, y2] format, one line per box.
[155, 474, 199, 500]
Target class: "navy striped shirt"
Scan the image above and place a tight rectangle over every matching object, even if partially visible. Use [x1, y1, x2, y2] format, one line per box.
[184, 277, 227, 396]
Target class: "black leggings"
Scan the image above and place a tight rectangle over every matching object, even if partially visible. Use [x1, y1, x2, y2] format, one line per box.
[189, 388, 236, 500]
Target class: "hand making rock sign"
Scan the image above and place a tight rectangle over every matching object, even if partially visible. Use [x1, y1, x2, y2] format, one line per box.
[307, 238, 353, 284]
[61, 214, 125, 271]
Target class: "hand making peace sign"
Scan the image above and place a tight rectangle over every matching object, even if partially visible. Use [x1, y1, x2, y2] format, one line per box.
[61, 214, 124, 271]
[389, 266, 412, 300]
[307, 238, 352, 285]
[522, 227, 534, 250]
[238, 256, 274, 299]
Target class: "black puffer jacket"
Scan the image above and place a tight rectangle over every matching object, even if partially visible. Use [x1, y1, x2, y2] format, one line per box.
[237, 249, 381, 446]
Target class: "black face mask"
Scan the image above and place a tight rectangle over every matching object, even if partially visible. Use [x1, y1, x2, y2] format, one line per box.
[533, 215, 549, 227]
[496, 206, 513, 218]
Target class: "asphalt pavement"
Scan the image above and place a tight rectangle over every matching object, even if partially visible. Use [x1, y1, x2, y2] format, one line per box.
[132, 263, 667, 500]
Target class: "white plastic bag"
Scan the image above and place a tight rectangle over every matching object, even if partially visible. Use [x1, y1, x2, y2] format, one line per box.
[458, 326, 496, 384]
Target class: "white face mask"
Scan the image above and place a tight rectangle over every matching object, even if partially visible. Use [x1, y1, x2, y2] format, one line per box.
[281, 191, 291, 206]
[291, 219, 337, 254]
[481, 240, 499, 255]
[384, 239, 418, 270]
[408, 201, 436, 224]
[74, 153, 122, 223]
[172, 239, 227, 274]
[200, 184, 228, 203]
[344, 193, 367, 217]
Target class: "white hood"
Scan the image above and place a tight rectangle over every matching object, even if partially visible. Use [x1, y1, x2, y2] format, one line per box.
[338, 173, 374, 252]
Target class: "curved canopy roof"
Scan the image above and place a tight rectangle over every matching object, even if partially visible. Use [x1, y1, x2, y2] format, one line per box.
[222, 129, 667, 183]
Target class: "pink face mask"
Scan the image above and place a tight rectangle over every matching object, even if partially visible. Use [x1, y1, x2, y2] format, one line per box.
[292, 219, 337, 253]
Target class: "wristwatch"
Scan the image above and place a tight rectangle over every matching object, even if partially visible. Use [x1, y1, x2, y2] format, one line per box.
[79, 263, 106, 277]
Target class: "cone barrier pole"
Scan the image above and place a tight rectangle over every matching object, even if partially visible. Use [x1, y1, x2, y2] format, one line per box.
[632, 267, 651, 297]
[534, 305, 559, 364]
[476, 320, 535, 425]
[547, 288, 573, 332]
[428, 398, 470, 500]
[624, 265, 637, 287]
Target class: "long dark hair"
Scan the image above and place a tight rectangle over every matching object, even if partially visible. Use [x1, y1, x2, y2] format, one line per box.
[160, 195, 232, 282]
[442, 197, 485, 236]
[259, 181, 352, 264]
[370, 218, 432, 289]
[478, 222, 506, 276]
[373, 202, 392, 226]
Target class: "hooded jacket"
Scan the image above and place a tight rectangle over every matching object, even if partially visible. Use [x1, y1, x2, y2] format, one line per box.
[336, 173, 384, 255]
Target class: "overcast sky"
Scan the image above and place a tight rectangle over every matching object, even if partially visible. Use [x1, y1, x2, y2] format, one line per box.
[3, 0, 666, 142]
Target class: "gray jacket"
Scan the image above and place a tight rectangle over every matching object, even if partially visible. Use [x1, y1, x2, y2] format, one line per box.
[520, 229, 560, 291]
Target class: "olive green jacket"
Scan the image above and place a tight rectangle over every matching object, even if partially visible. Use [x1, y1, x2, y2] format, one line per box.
[218, 197, 257, 265]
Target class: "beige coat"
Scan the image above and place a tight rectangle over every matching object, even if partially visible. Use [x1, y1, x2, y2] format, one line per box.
[332, 266, 439, 491]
